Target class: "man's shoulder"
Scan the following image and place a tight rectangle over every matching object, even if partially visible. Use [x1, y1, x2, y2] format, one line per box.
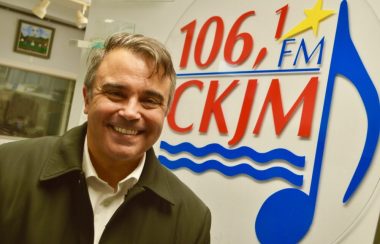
[0, 124, 86, 158]
[0, 136, 59, 177]
[0, 124, 86, 171]
[0, 136, 59, 157]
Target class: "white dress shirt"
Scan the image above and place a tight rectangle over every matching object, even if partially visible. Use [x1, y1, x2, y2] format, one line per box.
[82, 137, 145, 244]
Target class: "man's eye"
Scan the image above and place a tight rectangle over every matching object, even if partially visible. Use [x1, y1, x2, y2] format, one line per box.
[141, 98, 162, 108]
[104, 90, 124, 100]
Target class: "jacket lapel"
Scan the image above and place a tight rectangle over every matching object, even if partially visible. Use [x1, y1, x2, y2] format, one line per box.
[39, 124, 87, 181]
[129, 148, 176, 205]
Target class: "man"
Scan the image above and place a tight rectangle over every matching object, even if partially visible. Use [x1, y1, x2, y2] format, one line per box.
[0, 32, 211, 244]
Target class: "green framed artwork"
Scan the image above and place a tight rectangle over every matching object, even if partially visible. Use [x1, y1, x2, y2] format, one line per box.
[14, 20, 55, 59]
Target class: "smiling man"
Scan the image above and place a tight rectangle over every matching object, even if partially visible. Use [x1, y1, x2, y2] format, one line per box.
[83, 44, 171, 189]
[0, 33, 211, 244]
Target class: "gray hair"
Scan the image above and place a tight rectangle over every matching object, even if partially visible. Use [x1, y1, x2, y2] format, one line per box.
[84, 32, 176, 106]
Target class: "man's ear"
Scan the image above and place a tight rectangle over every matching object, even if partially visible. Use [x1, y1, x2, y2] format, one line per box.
[83, 86, 90, 114]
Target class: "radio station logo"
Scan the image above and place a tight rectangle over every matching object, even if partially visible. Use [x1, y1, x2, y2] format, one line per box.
[159, 0, 380, 243]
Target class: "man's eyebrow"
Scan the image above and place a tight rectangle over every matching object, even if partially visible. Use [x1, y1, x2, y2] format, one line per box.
[100, 82, 125, 90]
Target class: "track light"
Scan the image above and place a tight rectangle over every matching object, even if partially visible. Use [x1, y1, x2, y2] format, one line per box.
[76, 5, 88, 29]
[32, 0, 50, 19]
[32, 0, 91, 29]
[70, 0, 91, 29]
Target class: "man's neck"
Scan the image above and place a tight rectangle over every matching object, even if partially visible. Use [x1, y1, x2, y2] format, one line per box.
[89, 153, 142, 189]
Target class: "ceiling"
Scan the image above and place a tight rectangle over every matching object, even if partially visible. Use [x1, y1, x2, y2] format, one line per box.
[3, 0, 378, 30]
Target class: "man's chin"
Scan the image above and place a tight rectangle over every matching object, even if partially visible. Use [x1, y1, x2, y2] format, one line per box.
[107, 146, 144, 163]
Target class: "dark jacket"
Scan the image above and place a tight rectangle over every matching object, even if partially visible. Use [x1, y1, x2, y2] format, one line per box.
[0, 124, 211, 244]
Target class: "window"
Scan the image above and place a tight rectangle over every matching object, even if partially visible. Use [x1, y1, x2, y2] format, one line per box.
[0, 64, 75, 138]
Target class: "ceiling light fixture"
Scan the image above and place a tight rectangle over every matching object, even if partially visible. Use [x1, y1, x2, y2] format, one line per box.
[76, 5, 88, 29]
[32, 0, 50, 19]
[70, 0, 91, 29]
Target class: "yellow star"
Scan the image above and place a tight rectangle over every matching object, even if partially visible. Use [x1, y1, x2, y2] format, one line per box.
[280, 0, 335, 40]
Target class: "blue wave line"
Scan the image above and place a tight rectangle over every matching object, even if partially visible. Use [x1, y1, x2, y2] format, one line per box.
[160, 141, 305, 168]
[158, 155, 303, 187]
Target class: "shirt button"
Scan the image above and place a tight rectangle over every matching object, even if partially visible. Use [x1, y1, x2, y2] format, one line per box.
[102, 199, 112, 207]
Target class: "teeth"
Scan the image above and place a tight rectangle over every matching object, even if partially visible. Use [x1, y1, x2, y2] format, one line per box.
[113, 126, 138, 135]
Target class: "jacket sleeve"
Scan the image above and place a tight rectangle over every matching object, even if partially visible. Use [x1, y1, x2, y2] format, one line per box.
[195, 207, 212, 244]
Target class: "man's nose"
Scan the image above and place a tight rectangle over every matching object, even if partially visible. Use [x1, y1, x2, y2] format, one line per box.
[117, 98, 142, 120]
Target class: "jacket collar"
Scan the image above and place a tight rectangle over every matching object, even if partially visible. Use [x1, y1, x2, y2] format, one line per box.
[39, 123, 86, 181]
[136, 148, 175, 205]
[39, 123, 175, 205]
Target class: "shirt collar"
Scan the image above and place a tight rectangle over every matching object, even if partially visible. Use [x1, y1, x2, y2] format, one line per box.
[82, 136, 145, 192]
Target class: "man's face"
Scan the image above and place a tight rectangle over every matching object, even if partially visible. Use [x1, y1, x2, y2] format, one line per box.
[83, 48, 171, 166]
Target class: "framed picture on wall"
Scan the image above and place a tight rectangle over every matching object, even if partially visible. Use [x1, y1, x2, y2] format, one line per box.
[0, 63, 75, 138]
[14, 20, 55, 59]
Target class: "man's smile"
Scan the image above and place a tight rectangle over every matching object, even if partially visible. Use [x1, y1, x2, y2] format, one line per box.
[111, 125, 139, 135]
